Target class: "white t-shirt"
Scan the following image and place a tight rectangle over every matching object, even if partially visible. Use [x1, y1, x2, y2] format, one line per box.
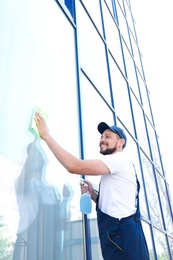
[99, 152, 137, 219]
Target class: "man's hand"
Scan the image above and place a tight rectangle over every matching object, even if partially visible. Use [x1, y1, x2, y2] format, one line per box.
[34, 112, 50, 140]
[80, 180, 98, 203]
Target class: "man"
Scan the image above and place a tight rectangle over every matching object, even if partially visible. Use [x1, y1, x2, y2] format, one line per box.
[35, 112, 150, 260]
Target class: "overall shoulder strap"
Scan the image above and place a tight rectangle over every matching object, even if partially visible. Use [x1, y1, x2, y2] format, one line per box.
[133, 164, 141, 219]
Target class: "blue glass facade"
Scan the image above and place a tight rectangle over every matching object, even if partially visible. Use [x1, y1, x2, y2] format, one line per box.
[0, 0, 173, 259]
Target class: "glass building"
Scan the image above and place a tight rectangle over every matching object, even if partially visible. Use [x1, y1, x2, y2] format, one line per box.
[0, 0, 173, 259]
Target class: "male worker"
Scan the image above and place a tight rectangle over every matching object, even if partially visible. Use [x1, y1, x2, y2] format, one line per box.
[35, 112, 150, 260]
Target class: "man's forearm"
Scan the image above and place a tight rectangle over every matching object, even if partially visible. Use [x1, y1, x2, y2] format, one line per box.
[91, 190, 99, 203]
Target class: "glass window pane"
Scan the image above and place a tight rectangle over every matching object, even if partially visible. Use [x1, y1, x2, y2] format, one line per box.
[156, 173, 173, 236]
[168, 236, 173, 258]
[104, 0, 114, 15]
[140, 152, 164, 229]
[102, 1, 124, 72]
[153, 228, 170, 260]
[77, 1, 111, 103]
[122, 42, 140, 99]
[131, 94, 150, 156]
[124, 1, 135, 38]
[80, 0, 103, 33]
[131, 36, 143, 77]
[116, 0, 125, 14]
[116, 2, 131, 49]
[80, 72, 114, 175]
[141, 221, 154, 259]
[137, 72, 152, 121]
[109, 54, 134, 134]
[146, 119, 162, 173]
[90, 219, 104, 260]
[0, 1, 83, 259]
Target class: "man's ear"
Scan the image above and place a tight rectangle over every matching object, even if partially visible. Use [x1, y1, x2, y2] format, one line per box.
[120, 138, 125, 147]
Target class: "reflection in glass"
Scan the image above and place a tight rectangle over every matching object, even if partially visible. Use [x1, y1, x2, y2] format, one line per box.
[146, 119, 162, 173]
[77, 1, 110, 103]
[64, 0, 74, 18]
[89, 219, 103, 260]
[109, 54, 134, 134]
[122, 42, 139, 99]
[80, 72, 114, 160]
[123, 1, 135, 38]
[156, 172, 173, 236]
[116, 2, 131, 49]
[131, 94, 150, 156]
[141, 221, 154, 259]
[153, 228, 170, 260]
[13, 141, 73, 260]
[130, 35, 142, 75]
[137, 72, 152, 121]
[80, 0, 103, 33]
[102, 1, 124, 72]
[0, 216, 14, 259]
[104, 0, 114, 15]
[140, 152, 163, 229]
[168, 236, 173, 258]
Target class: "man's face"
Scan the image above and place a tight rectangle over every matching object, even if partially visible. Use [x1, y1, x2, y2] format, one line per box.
[99, 129, 121, 155]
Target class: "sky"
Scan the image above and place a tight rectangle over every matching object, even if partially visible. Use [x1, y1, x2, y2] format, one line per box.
[131, 0, 173, 199]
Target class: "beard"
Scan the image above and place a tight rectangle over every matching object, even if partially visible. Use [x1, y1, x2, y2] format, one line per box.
[100, 145, 117, 155]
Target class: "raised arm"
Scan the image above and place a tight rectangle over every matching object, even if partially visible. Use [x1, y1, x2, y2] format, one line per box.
[35, 112, 110, 176]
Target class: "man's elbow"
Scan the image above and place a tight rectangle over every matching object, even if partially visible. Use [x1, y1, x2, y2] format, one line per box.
[66, 161, 82, 174]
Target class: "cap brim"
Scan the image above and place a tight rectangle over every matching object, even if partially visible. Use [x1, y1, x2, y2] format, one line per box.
[98, 122, 111, 134]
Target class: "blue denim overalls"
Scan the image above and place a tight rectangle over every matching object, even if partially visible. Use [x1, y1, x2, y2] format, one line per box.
[96, 174, 150, 260]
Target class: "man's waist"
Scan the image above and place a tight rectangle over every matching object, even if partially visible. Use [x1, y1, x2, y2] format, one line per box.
[97, 207, 140, 234]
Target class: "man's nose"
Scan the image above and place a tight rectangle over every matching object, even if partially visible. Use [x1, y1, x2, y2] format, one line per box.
[100, 139, 106, 145]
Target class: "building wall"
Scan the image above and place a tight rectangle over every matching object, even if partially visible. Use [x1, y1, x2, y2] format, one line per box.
[0, 0, 172, 259]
